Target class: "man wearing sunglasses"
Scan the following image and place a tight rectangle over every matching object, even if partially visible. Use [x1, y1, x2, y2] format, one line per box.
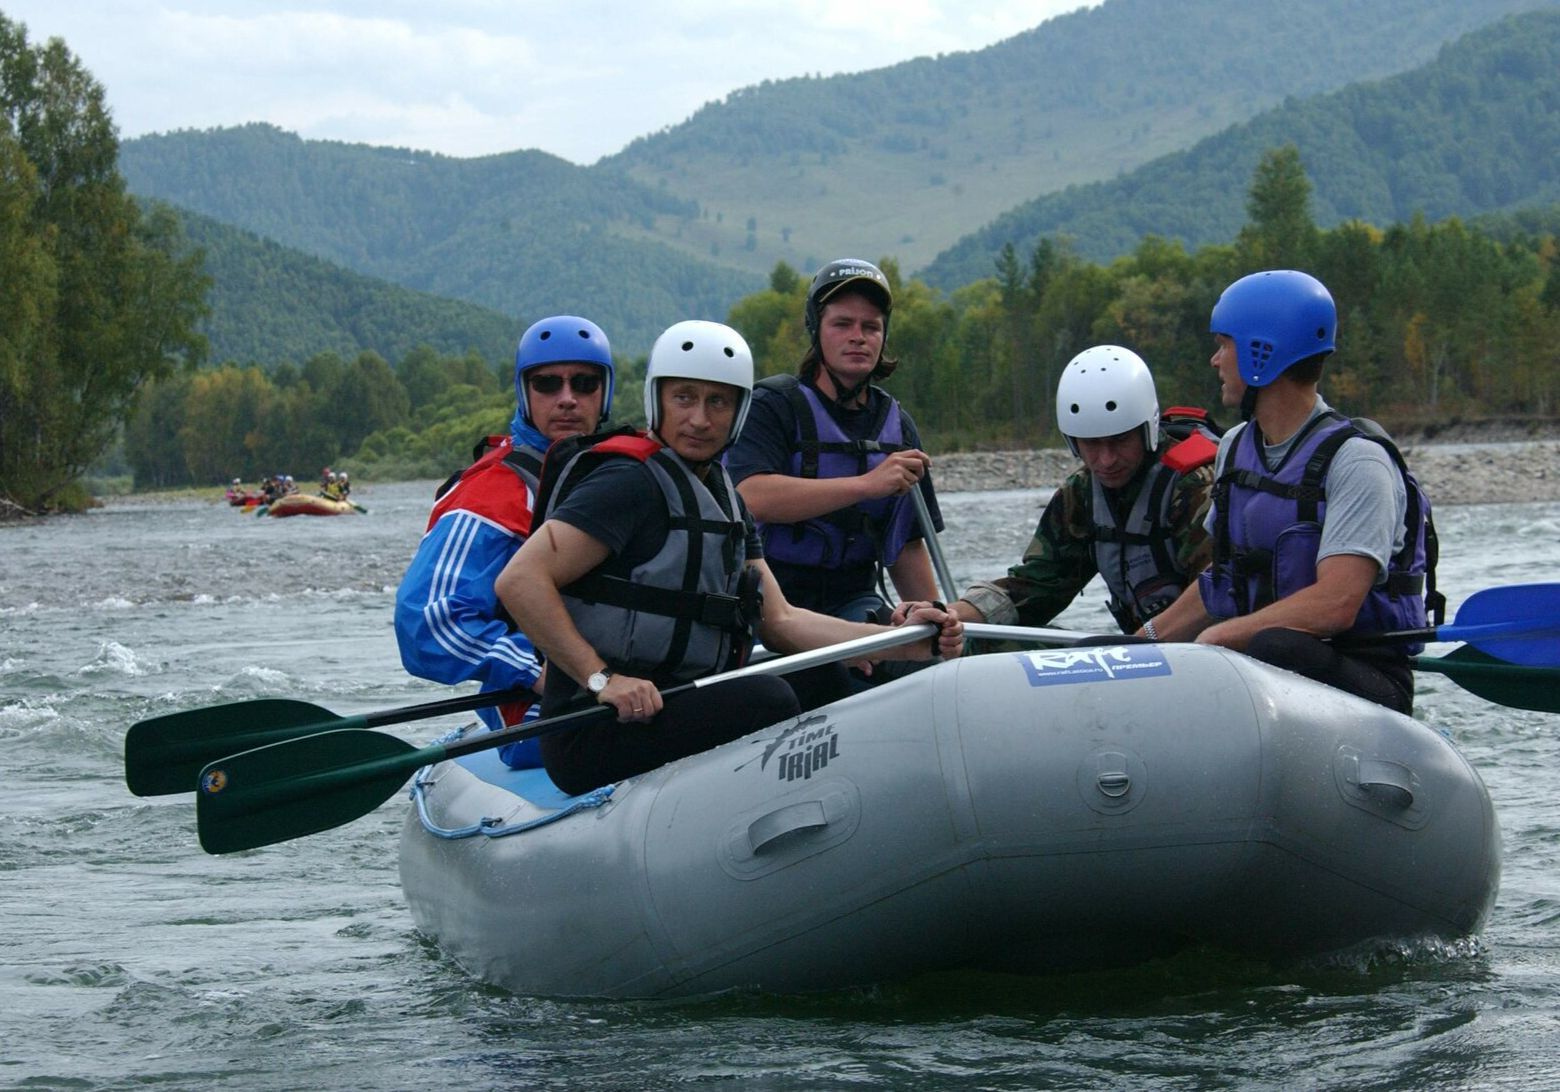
[395, 315, 615, 768]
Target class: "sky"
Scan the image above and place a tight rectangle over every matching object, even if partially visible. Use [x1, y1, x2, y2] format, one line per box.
[1, 1, 1094, 165]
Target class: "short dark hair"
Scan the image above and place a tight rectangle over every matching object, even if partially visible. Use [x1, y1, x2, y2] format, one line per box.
[1283, 351, 1330, 386]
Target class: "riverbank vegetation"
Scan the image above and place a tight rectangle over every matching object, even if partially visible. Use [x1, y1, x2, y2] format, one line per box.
[122, 140, 1560, 492]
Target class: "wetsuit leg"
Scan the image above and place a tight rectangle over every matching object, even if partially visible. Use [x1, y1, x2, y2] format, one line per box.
[1244, 627, 1414, 714]
[540, 675, 801, 795]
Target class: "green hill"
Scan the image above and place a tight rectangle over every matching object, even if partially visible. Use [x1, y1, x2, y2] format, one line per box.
[116, 0, 1548, 358]
[922, 10, 1560, 287]
[604, 0, 1554, 275]
[172, 204, 519, 368]
[121, 125, 761, 353]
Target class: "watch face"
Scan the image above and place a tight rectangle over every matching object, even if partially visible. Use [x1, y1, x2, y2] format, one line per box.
[588, 671, 609, 693]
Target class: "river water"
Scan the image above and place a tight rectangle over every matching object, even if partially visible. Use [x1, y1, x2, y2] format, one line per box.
[3, 479, 1558, 1090]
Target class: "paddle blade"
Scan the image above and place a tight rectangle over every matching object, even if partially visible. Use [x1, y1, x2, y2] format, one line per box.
[1444, 584, 1560, 666]
[196, 728, 431, 854]
[125, 698, 354, 797]
[1413, 645, 1560, 713]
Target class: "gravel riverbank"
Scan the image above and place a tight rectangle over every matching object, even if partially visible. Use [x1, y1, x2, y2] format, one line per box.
[931, 437, 1560, 506]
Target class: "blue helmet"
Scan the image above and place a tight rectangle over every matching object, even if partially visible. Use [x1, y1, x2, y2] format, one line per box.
[1209, 270, 1336, 387]
[514, 315, 614, 425]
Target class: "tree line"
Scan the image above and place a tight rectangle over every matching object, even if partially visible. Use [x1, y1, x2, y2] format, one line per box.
[69, 147, 1560, 495]
[731, 147, 1560, 450]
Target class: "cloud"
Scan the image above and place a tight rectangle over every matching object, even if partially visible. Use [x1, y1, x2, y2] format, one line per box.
[3, 1, 1089, 163]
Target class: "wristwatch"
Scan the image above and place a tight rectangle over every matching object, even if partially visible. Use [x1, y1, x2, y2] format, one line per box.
[586, 669, 612, 695]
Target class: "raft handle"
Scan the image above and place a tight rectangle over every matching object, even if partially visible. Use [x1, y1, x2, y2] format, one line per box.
[747, 800, 830, 855]
[1357, 758, 1415, 810]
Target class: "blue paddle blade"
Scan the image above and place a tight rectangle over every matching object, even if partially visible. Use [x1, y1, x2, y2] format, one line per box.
[1441, 583, 1560, 666]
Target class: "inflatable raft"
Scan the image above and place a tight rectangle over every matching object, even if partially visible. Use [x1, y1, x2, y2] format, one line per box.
[263, 493, 357, 517]
[399, 642, 1500, 999]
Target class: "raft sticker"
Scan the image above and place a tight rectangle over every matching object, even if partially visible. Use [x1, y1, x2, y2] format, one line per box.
[749, 713, 840, 783]
[1017, 644, 1172, 687]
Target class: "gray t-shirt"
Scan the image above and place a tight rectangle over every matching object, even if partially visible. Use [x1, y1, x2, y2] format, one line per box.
[1208, 397, 1405, 586]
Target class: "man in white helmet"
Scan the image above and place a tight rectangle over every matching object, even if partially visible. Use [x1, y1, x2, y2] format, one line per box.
[497, 320, 963, 796]
[951, 345, 1219, 635]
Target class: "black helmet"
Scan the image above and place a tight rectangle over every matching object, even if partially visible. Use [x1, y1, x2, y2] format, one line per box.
[803, 259, 892, 342]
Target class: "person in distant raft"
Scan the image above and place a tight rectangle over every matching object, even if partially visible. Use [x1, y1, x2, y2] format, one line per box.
[950, 345, 1219, 635]
[1147, 270, 1441, 713]
[495, 320, 962, 796]
[394, 315, 614, 768]
[726, 259, 945, 627]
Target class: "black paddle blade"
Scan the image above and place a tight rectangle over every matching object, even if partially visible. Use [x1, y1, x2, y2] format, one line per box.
[195, 728, 430, 854]
[1414, 645, 1560, 713]
[124, 698, 356, 797]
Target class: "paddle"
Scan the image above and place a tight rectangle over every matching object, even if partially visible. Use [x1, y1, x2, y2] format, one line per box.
[1409, 644, 1560, 714]
[351, 502, 368, 514]
[125, 684, 539, 797]
[1331, 583, 1560, 666]
[909, 484, 960, 603]
[961, 621, 1560, 714]
[194, 623, 939, 854]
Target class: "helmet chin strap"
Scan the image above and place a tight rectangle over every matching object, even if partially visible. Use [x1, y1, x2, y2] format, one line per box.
[1240, 385, 1259, 424]
[818, 353, 871, 408]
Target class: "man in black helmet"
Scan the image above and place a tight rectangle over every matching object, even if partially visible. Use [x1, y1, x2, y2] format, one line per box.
[727, 260, 944, 651]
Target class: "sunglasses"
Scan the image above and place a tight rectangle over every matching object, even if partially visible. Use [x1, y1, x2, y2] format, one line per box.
[527, 372, 603, 396]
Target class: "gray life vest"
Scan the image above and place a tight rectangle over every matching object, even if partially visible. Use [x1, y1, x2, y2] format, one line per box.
[542, 432, 756, 683]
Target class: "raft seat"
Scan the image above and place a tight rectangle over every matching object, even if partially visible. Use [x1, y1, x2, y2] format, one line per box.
[409, 731, 614, 840]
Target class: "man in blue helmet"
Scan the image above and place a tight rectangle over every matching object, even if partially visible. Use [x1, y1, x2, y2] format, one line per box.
[1148, 270, 1437, 713]
[727, 259, 944, 662]
[395, 315, 615, 766]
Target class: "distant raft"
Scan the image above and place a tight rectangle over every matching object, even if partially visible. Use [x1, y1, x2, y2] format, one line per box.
[262, 494, 358, 517]
[399, 643, 1500, 999]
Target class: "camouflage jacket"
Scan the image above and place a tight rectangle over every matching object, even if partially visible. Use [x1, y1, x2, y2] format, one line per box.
[960, 459, 1214, 634]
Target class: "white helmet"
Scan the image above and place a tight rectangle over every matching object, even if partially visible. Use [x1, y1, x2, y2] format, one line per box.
[1054, 345, 1159, 457]
[644, 320, 755, 446]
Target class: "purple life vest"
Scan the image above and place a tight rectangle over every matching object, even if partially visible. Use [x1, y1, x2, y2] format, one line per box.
[1198, 411, 1437, 655]
[755, 376, 919, 570]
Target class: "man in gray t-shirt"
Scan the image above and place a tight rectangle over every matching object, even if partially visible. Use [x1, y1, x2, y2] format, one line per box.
[1148, 270, 1422, 714]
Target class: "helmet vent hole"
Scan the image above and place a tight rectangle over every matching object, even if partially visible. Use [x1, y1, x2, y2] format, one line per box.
[723, 347, 734, 357]
[681, 341, 694, 351]
[1105, 400, 1118, 412]
[538, 331, 551, 341]
[1068, 403, 1079, 414]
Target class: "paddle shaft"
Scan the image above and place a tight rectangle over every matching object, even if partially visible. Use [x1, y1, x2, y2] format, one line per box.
[435, 623, 939, 762]
[909, 484, 960, 604]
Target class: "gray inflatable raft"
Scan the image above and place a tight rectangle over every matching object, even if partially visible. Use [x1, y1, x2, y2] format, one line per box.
[399, 642, 1500, 998]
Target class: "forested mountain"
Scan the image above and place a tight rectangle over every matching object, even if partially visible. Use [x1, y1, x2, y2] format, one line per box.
[172, 204, 518, 367]
[116, 0, 1552, 355]
[922, 10, 1560, 288]
[121, 125, 761, 353]
[605, 0, 1553, 274]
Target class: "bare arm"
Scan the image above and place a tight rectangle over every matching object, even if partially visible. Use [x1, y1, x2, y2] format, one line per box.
[494, 520, 663, 721]
[1139, 578, 1214, 642]
[886, 539, 940, 603]
[1195, 553, 1378, 652]
[736, 449, 931, 524]
[751, 558, 963, 663]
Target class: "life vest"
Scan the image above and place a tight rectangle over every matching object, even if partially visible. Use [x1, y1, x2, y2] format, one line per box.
[1199, 411, 1443, 655]
[752, 374, 919, 570]
[538, 429, 760, 683]
[1092, 406, 1221, 630]
[427, 435, 544, 532]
